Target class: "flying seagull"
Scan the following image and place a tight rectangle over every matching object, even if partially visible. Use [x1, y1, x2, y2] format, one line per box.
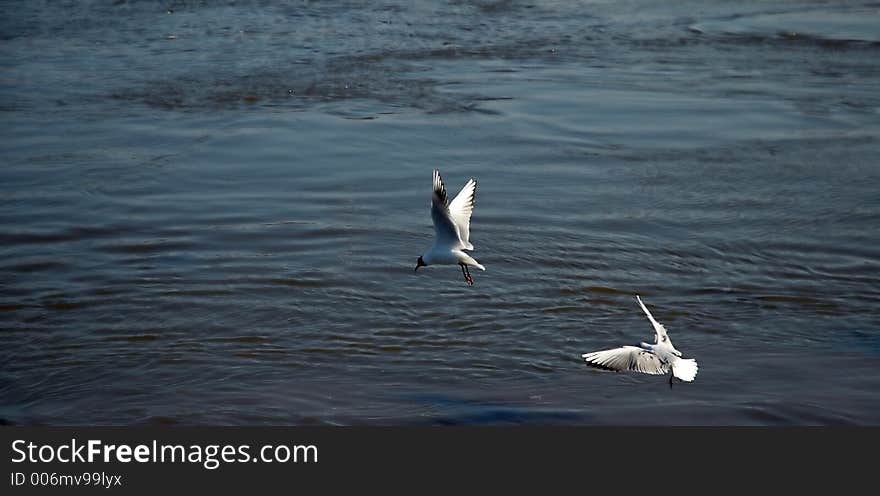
[582, 295, 698, 387]
[414, 169, 485, 285]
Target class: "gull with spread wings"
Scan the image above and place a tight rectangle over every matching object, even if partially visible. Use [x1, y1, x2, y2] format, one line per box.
[414, 169, 484, 285]
[582, 295, 698, 387]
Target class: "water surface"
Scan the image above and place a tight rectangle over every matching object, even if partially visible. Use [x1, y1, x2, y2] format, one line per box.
[2, 0, 879, 425]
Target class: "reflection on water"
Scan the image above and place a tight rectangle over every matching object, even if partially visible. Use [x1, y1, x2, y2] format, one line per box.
[1, 0, 879, 425]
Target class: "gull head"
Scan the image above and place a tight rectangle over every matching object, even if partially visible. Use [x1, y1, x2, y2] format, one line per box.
[414, 256, 427, 272]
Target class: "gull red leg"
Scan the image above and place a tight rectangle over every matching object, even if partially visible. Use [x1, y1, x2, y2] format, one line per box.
[464, 264, 474, 285]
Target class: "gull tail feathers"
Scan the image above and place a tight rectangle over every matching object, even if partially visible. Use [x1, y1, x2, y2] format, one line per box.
[459, 253, 485, 271]
[464, 259, 485, 271]
[672, 359, 698, 382]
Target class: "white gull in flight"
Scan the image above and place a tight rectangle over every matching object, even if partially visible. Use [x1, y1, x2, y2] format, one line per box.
[582, 295, 698, 387]
[414, 169, 484, 285]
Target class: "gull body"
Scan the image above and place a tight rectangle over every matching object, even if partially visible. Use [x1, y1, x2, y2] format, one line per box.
[414, 169, 484, 285]
[582, 295, 698, 386]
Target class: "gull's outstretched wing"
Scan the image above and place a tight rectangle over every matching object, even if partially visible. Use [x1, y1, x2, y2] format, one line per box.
[582, 346, 669, 375]
[431, 169, 465, 249]
[636, 295, 669, 345]
[448, 178, 476, 250]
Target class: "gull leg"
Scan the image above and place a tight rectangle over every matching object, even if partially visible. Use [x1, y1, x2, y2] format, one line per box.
[460, 264, 473, 286]
[459, 264, 472, 286]
[669, 374, 674, 389]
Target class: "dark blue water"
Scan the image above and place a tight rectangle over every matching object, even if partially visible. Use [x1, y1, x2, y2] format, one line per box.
[2, 0, 879, 425]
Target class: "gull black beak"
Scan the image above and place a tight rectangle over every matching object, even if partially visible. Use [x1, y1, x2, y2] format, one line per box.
[414, 256, 425, 272]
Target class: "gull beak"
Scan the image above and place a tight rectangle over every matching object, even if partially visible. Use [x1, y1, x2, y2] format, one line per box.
[414, 257, 425, 272]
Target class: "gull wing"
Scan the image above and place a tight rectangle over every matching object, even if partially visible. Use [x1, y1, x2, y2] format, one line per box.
[447, 178, 476, 250]
[582, 346, 669, 375]
[636, 295, 669, 345]
[431, 169, 465, 249]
